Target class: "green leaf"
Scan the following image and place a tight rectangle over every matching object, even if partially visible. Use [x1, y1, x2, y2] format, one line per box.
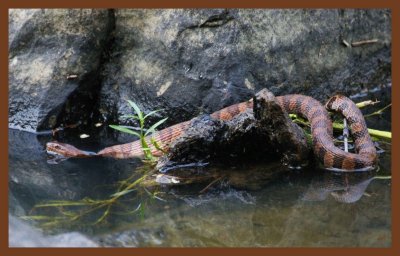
[144, 109, 163, 119]
[110, 189, 135, 198]
[21, 215, 64, 221]
[139, 203, 145, 220]
[145, 118, 168, 136]
[126, 100, 143, 120]
[118, 125, 142, 131]
[151, 137, 166, 153]
[120, 114, 139, 120]
[34, 201, 92, 207]
[109, 125, 141, 138]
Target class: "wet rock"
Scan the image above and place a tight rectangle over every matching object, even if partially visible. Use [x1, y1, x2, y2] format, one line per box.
[9, 215, 98, 247]
[9, 9, 114, 132]
[158, 89, 310, 169]
[97, 228, 165, 247]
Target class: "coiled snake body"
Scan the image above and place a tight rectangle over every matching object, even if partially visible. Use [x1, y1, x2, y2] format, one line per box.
[46, 94, 377, 172]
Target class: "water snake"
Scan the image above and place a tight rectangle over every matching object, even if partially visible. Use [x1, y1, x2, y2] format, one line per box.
[46, 94, 377, 172]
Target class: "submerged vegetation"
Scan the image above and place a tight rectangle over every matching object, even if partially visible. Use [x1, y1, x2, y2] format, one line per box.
[23, 165, 162, 230]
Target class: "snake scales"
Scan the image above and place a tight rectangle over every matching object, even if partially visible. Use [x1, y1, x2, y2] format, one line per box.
[46, 94, 377, 172]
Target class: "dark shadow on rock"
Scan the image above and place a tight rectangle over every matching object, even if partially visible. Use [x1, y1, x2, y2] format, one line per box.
[9, 9, 115, 132]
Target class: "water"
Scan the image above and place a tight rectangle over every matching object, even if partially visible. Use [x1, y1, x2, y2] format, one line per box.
[8, 129, 391, 247]
[8, 88, 392, 247]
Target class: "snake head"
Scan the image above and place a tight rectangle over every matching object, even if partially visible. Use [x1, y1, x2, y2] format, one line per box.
[46, 141, 95, 158]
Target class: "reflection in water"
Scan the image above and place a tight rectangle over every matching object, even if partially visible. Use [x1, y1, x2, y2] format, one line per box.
[302, 171, 391, 203]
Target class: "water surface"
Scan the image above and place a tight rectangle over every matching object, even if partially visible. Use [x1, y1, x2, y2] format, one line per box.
[8, 87, 392, 247]
[8, 128, 391, 247]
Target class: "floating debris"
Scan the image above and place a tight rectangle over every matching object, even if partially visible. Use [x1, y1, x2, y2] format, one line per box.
[67, 74, 78, 79]
[94, 123, 103, 127]
[80, 134, 90, 139]
[342, 39, 351, 48]
[351, 39, 379, 47]
[155, 174, 180, 184]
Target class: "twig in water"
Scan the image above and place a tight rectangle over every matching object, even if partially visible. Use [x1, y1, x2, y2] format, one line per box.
[159, 162, 209, 174]
[332, 123, 391, 140]
[51, 122, 80, 136]
[351, 39, 379, 47]
[342, 39, 351, 48]
[343, 118, 349, 152]
[356, 99, 380, 108]
[363, 103, 392, 118]
[199, 176, 224, 194]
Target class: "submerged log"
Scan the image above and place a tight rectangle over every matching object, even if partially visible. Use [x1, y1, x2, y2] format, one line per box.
[253, 89, 310, 167]
[157, 89, 311, 171]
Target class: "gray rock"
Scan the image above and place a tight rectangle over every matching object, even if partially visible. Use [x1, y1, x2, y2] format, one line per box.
[9, 9, 391, 132]
[99, 9, 391, 128]
[9, 215, 98, 247]
[9, 9, 114, 132]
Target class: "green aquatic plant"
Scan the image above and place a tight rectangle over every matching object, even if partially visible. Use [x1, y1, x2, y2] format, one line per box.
[109, 100, 168, 161]
[23, 165, 163, 229]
